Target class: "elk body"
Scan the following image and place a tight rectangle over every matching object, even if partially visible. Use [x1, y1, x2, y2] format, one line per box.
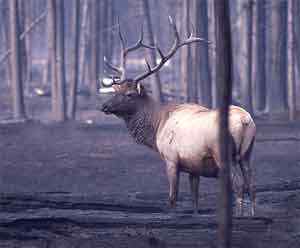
[100, 17, 256, 215]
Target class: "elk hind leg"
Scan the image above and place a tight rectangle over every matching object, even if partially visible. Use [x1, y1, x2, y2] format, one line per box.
[165, 161, 180, 209]
[189, 174, 200, 214]
[239, 159, 255, 216]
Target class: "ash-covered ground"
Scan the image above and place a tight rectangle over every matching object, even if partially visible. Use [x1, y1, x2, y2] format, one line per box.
[0, 92, 300, 247]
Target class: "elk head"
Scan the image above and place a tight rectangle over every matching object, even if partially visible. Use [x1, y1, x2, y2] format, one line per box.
[100, 16, 209, 118]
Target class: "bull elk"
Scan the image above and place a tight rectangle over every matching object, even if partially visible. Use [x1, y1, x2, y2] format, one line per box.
[99, 17, 256, 216]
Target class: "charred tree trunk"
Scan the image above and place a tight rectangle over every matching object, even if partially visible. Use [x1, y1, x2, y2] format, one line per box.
[252, 0, 266, 112]
[287, 0, 296, 121]
[9, 0, 26, 119]
[214, 0, 233, 247]
[208, 0, 218, 107]
[265, 0, 287, 114]
[90, 0, 100, 97]
[106, 0, 114, 61]
[231, 0, 253, 113]
[181, 0, 193, 102]
[195, 0, 212, 107]
[294, 0, 300, 103]
[1, 0, 11, 86]
[55, 0, 67, 121]
[19, 0, 32, 94]
[142, 0, 163, 102]
[48, 0, 57, 116]
[78, 0, 89, 87]
[188, 0, 199, 103]
[68, 0, 80, 119]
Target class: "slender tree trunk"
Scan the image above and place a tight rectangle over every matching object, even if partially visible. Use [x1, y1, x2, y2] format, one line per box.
[181, 0, 192, 102]
[1, 0, 11, 86]
[287, 0, 296, 121]
[55, 0, 67, 121]
[265, 0, 287, 114]
[208, 0, 218, 107]
[252, 0, 266, 112]
[105, 0, 114, 61]
[48, 0, 57, 116]
[20, 0, 32, 94]
[78, 0, 89, 87]
[9, 0, 26, 119]
[196, 0, 212, 107]
[214, 0, 233, 247]
[231, 0, 253, 113]
[293, 0, 300, 115]
[25, 0, 32, 89]
[68, 0, 80, 119]
[142, 0, 163, 102]
[90, 0, 100, 97]
[188, 0, 199, 103]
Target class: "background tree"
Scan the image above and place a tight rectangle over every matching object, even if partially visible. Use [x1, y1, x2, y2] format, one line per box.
[55, 0, 67, 121]
[48, 0, 57, 118]
[90, 0, 100, 98]
[265, 0, 288, 114]
[251, 0, 266, 113]
[68, 0, 80, 119]
[194, 0, 212, 107]
[214, 0, 233, 247]
[231, 0, 253, 114]
[142, 0, 163, 102]
[9, 0, 26, 119]
[1, 0, 11, 86]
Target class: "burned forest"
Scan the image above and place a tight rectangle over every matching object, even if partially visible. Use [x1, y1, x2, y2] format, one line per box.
[0, 0, 300, 248]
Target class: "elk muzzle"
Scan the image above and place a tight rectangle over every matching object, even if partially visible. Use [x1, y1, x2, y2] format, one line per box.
[101, 103, 112, 114]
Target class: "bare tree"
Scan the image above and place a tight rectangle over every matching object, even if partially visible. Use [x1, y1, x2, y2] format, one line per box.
[19, 0, 32, 93]
[48, 0, 57, 116]
[194, 0, 212, 107]
[252, 0, 266, 112]
[214, 0, 233, 247]
[208, 0, 218, 108]
[78, 0, 89, 87]
[142, 0, 163, 102]
[90, 0, 100, 97]
[265, 0, 287, 114]
[187, 0, 199, 103]
[55, 0, 67, 121]
[231, 0, 253, 114]
[1, 0, 11, 86]
[9, 0, 26, 119]
[180, 0, 193, 102]
[287, 0, 296, 121]
[294, 0, 300, 91]
[68, 0, 80, 119]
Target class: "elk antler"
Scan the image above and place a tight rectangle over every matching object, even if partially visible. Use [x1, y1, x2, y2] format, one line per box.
[104, 18, 155, 82]
[104, 16, 210, 85]
[134, 16, 210, 83]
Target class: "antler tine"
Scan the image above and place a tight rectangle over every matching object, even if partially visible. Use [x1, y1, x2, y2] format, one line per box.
[134, 16, 210, 83]
[168, 16, 180, 45]
[144, 59, 151, 72]
[117, 17, 126, 49]
[104, 56, 123, 75]
[124, 24, 156, 57]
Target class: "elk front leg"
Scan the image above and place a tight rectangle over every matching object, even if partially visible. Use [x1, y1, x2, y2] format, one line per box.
[189, 174, 200, 214]
[165, 161, 179, 208]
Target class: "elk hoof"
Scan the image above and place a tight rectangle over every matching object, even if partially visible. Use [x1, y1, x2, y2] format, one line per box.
[169, 198, 176, 208]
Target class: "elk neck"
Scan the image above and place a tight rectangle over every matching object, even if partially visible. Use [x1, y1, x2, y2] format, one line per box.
[123, 94, 165, 150]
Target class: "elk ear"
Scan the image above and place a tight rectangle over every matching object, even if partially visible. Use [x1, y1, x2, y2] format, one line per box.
[137, 83, 142, 95]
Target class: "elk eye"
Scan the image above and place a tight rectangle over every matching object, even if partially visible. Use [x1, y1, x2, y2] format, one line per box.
[125, 92, 135, 98]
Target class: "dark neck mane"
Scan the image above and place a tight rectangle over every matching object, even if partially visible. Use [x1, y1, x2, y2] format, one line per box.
[122, 95, 163, 150]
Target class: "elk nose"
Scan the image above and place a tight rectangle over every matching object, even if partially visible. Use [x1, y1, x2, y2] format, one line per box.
[101, 103, 109, 114]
